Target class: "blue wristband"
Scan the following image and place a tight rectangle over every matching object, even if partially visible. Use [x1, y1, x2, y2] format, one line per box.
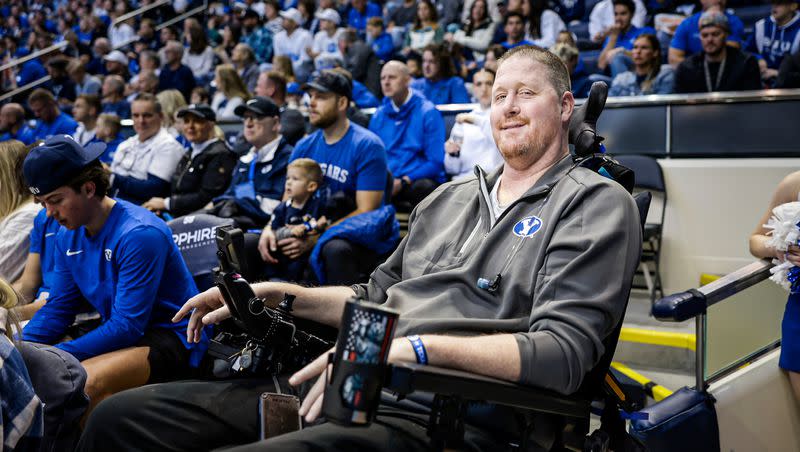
[406, 335, 428, 365]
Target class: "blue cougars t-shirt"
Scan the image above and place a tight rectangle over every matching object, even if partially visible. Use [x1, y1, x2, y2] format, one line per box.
[23, 200, 207, 365]
[291, 123, 388, 200]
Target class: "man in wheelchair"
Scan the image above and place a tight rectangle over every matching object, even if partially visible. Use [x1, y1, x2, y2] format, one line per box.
[77, 46, 642, 452]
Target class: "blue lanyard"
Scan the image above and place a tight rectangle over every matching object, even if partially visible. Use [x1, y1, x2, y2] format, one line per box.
[248, 157, 257, 182]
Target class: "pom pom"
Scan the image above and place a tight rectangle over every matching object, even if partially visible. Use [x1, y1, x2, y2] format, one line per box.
[765, 202, 800, 293]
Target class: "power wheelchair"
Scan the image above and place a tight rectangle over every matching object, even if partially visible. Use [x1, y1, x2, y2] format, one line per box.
[211, 82, 650, 451]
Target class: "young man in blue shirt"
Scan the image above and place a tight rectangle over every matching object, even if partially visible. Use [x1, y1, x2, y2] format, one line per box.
[259, 70, 389, 284]
[369, 61, 445, 210]
[21, 135, 207, 415]
[598, 0, 657, 77]
[410, 43, 471, 105]
[27, 89, 78, 141]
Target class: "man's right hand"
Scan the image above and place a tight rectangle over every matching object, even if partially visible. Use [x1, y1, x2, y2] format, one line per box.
[258, 227, 279, 264]
[445, 140, 461, 155]
[173, 287, 231, 343]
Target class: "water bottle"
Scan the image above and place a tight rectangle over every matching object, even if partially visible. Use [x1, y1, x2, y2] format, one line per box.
[449, 122, 463, 158]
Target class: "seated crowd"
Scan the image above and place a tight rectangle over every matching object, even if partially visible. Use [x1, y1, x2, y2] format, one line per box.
[0, 0, 794, 449]
[0, 43, 644, 451]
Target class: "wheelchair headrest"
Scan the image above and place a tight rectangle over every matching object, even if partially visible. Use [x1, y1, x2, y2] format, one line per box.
[569, 81, 608, 159]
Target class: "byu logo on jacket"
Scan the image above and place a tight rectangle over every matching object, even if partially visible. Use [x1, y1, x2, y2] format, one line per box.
[513, 216, 543, 237]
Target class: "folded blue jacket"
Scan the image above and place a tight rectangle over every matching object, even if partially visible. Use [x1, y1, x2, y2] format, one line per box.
[309, 205, 400, 284]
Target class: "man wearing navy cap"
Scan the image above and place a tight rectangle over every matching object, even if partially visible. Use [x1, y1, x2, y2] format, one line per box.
[21, 135, 208, 416]
[143, 104, 237, 218]
[259, 70, 389, 285]
[209, 97, 294, 229]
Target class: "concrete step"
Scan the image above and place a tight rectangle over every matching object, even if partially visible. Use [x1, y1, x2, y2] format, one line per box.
[614, 290, 697, 373]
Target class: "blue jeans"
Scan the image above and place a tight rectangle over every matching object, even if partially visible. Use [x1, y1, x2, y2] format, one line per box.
[609, 53, 634, 78]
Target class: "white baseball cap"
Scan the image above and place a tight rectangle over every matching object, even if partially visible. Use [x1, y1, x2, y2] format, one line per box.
[315, 8, 341, 25]
[103, 50, 129, 66]
[279, 8, 304, 26]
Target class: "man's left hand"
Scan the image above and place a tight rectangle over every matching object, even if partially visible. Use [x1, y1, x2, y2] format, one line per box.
[278, 235, 317, 260]
[143, 197, 167, 212]
[290, 337, 417, 423]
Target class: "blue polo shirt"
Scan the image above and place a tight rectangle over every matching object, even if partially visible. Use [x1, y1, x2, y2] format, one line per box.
[670, 11, 745, 55]
[23, 200, 207, 365]
[410, 76, 471, 105]
[30, 111, 78, 141]
[603, 25, 657, 50]
[291, 123, 388, 200]
[0, 124, 36, 145]
[28, 209, 61, 300]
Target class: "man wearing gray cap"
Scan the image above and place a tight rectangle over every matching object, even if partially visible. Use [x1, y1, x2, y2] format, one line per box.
[143, 104, 237, 218]
[675, 11, 762, 93]
[20, 135, 208, 418]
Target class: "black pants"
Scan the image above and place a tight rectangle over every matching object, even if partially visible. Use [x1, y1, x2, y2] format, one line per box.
[75, 378, 503, 452]
[393, 178, 438, 212]
[320, 238, 385, 285]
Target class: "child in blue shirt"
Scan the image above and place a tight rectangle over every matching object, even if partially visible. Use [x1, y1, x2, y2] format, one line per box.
[269, 158, 328, 281]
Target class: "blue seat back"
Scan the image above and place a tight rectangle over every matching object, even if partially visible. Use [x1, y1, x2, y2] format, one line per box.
[168, 214, 234, 291]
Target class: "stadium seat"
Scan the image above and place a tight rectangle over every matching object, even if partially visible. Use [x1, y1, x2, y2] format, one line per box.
[168, 213, 235, 291]
[613, 155, 666, 305]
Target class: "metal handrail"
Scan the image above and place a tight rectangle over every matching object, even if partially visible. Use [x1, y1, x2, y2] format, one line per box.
[155, 0, 209, 31]
[113, 0, 170, 26]
[0, 76, 52, 104]
[0, 0, 208, 104]
[0, 42, 67, 73]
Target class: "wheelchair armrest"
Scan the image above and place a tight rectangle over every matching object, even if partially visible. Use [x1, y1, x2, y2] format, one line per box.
[384, 362, 591, 419]
[652, 259, 774, 322]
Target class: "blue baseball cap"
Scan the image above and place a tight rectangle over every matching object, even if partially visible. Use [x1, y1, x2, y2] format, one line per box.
[23, 135, 106, 196]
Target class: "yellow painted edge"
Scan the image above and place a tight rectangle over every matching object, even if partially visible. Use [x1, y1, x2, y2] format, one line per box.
[700, 273, 722, 286]
[620, 327, 696, 351]
[610, 362, 674, 402]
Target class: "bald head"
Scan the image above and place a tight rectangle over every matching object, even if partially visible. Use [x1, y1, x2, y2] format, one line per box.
[0, 103, 26, 133]
[380, 60, 411, 103]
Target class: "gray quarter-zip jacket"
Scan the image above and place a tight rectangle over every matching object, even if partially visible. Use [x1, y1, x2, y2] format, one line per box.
[354, 154, 642, 395]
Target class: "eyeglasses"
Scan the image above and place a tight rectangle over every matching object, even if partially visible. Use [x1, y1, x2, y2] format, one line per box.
[243, 115, 268, 122]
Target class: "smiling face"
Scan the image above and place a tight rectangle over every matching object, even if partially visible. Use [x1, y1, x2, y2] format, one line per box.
[181, 114, 213, 143]
[490, 55, 568, 163]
